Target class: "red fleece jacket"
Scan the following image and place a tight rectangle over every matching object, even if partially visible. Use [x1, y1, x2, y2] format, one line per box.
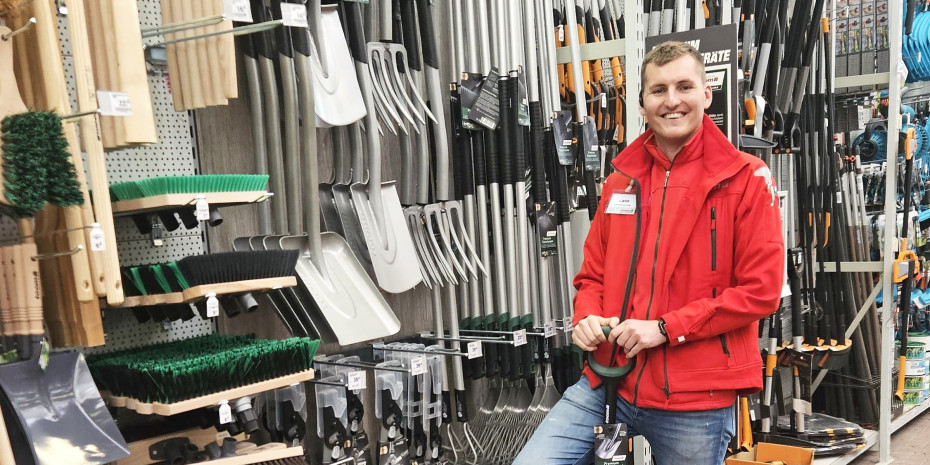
[573, 115, 785, 411]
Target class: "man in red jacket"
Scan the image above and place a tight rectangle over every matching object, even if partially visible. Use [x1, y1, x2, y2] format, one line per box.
[514, 41, 784, 464]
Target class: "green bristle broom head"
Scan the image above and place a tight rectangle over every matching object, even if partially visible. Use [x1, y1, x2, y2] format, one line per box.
[150, 264, 175, 294]
[177, 250, 299, 286]
[86, 334, 320, 403]
[109, 175, 269, 201]
[122, 267, 145, 297]
[109, 181, 144, 202]
[34, 112, 84, 207]
[1, 113, 49, 217]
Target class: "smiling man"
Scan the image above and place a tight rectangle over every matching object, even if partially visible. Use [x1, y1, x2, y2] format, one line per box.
[514, 41, 785, 465]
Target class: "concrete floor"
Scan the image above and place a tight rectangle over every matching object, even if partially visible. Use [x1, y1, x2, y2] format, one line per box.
[848, 409, 930, 464]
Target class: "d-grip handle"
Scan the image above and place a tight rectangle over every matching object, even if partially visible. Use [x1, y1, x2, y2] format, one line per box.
[586, 325, 636, 379]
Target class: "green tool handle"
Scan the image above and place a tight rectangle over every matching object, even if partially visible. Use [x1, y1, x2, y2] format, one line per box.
[586, 325, 636, 379]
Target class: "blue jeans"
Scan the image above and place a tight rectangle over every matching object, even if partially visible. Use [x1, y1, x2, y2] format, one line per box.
[513, 377, 735, 465]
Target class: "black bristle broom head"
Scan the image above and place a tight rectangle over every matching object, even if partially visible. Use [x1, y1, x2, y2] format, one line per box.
[177, 250, 299, 286]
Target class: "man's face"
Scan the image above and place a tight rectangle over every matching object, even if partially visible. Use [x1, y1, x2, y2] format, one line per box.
[639, 54, 712, 151]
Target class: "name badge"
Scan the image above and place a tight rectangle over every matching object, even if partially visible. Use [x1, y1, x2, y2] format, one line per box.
[605, 192, 636, 215]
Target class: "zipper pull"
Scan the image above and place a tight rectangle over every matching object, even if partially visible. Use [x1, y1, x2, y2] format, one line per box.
[664, 170, 670, 187]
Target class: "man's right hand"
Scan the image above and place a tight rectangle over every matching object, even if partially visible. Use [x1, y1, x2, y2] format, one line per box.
[572, 315, 620, 351]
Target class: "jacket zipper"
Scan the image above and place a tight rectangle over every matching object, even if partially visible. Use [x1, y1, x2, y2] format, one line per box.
[712, 287, 729, 355]
[710, 207, 717, 271]
[633, 169, 671, 405]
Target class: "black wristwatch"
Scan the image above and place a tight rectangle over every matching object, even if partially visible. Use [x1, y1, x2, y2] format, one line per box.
[657, 318, 668, 341]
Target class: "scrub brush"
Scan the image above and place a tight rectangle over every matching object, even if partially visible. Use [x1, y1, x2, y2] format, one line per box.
[86, 334, 319, 404]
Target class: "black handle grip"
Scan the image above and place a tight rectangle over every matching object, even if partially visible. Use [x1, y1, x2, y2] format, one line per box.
[498, 78, 513, 185]
[483, 318, 499, 377]
[342, 0, 367, 63]
[907, 0, 918, 36]
[461, 134, 476, 197]
[472, 131, 488, 188]
[237, 28, 257, 60]
[398, 0, 422, 71]
[451, 89, 467, 200]
[530, 103, 546, 202]
[267, 0, 294, 59]
[521, 321, 535, 380]
[510, 78, 526, 187]
[498, 320, 512, 378]
[544, 128, 571, 224]
[289, 1, 312, 57]
[415, 0, 440, 69]
[485, 129, 499, 185]
[585, 170, 598, 221]
[251, 0, 274, 60]
[454, 389, 468, 423]
[599, 5, 614, 41]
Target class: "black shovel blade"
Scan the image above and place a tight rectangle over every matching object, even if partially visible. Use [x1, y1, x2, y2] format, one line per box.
[0, 351, 129, 464]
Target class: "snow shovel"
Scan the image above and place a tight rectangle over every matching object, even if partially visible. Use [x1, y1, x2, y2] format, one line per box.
[0, 243, 128, 465]
[347, 1, 422, 294]
[284, 10, 401, 345]
[303, 0, 366, 127]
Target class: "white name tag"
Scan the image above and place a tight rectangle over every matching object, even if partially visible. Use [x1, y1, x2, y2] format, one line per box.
[605, 193, 636, 215]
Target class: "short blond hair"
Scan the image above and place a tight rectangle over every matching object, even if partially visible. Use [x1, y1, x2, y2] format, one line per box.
[640, 41, 705, 90]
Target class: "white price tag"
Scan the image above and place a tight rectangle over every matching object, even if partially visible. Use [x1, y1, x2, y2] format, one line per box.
[206, 294, 219, 318]
[410, 356, 427, 376]
[347, 371, 366, 391]
[89, 224, 105, 251]
[96, 91, 133, 117]
[600, 93, 607, 108]
[544, 321, 557, 338]
[218, 401, 233, 424]
[223, 0, 253, 22]
[857, 107, 871, 130]
[558, 25, 564, 42]
[513, 329, 527, 347]
[563, 316, 573, 332]
[467, 341, 483, 359]
[195, 196, 210, 221]
[281, 3, 308, 28]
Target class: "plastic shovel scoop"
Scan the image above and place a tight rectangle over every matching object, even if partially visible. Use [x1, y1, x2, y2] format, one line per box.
[303, 0, 366, 127]
[0, 244, 128, 465]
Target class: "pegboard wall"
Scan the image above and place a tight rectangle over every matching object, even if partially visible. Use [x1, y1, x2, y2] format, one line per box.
[57, 0, 212, 353]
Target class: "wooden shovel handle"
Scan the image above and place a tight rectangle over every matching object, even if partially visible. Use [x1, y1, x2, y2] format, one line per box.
[66, 0, 125, 305]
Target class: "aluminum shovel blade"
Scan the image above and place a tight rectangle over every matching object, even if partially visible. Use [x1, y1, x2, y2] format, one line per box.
[280, 234, 401, 345]
[0, 352, 128, 465]
[304, 4, 366, 126]
[351, 181, 423, 293]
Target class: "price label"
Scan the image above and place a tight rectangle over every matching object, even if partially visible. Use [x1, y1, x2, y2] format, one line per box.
[857, 106, 871, 129]
[89, 224, 105, 251]
[218, 401, 233, 424]
[558, 25, 564, 41]
[195, 196, 210, 221]
[513, 329, 527, 347]
[281, 3, 308, 28]
[206, 294, 219, 318]
[563, 316, 573, 332]
[96, 91, 133, 117]
[223, 0, 253, 22]
[347, 371, 366, 391]
[410, 356, 427, 376]
[544, 321, 557, 338]
[467, 341, 483, 359]
[601, 93, 607, 108]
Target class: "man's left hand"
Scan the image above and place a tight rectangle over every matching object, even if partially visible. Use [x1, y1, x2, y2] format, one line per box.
[608, 320, 668, 358]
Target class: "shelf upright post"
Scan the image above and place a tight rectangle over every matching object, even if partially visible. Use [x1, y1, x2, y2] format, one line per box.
[880, 0, 905, 462]
[625, 0, 645, 140]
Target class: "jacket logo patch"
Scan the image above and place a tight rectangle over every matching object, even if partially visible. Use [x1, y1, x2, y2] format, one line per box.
[754, 167, 777, 207]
